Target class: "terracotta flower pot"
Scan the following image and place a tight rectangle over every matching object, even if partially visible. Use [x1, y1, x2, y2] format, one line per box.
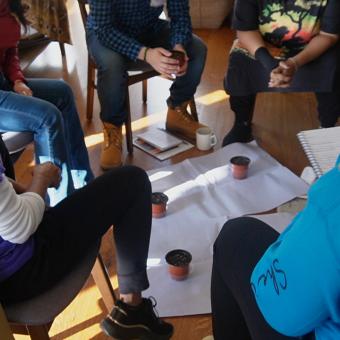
[230, 156, 251, 180]
[170, 50, 186, 67]
[165, 249, 192, 281]
[152, 192, 169, 218]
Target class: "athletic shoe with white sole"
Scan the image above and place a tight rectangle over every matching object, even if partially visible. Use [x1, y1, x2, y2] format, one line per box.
[100, 297, 173, 340]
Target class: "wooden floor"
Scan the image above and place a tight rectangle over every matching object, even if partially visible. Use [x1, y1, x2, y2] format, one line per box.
[14, 1, 322, 339]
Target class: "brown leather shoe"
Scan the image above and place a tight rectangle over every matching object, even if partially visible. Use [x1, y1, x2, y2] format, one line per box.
[100, 122, 122, 170]
[165, 102, 206, 142]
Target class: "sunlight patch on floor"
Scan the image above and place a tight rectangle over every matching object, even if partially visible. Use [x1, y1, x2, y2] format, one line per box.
[196, 90, 228, 106]
[84, 111, 166, 148]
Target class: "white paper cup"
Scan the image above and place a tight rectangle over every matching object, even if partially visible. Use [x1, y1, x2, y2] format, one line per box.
[196, 127, 217, 151]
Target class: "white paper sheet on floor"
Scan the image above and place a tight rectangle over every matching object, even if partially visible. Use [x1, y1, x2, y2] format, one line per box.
[144, 143, 309, 317]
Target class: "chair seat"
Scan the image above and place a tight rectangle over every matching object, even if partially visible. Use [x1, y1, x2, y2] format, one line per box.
[1, 131, 34, 155]
[127, 59, 154, 72]
[4, 242, 100, 325]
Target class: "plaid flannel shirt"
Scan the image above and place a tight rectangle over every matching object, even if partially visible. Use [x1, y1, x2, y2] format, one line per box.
[87, 0, 192, 61]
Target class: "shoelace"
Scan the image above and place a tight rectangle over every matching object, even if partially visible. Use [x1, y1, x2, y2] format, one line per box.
[175, 107, 195, 122]
[105, 127, 121, 148]
[147, 296, 162, 323]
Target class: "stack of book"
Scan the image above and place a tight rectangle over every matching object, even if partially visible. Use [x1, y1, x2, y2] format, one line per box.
[133, 128, 193, 160]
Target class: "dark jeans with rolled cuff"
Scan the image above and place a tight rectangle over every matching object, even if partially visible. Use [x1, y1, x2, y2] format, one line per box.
[86, 20, 207, 126]
[211, 217, 315, 340]
[0, 166, 152, 302]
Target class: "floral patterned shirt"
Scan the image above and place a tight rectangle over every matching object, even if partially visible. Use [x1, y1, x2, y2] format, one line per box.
[232, 0, 340, 57]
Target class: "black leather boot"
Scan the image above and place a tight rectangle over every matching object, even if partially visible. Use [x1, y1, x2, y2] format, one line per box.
[222, 121, 253, 146]
[222, 94, 256, 147]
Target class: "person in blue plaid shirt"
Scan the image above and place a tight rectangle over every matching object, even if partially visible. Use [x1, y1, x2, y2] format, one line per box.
[87, 0, 207, 169]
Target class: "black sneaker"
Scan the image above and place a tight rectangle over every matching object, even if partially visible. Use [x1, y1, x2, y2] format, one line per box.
[222, 122, 253, 147]
[100, 297, 173, 340]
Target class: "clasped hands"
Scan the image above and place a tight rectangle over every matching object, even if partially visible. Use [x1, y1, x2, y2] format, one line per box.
[268, 58, 298, 88]
[145, 44, 189, 79]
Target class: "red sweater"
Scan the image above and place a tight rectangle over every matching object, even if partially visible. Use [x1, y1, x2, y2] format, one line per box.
[0, 0, 25, 83]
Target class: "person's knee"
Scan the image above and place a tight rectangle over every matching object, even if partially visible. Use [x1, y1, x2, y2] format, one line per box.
[110, 166, 151, 193]
[196, 38, 208, 61]
[94, 47, 127, 75]
[87, 32, 125, 71]
[132, 166, 151, 194]
[40, 104, 64, 130]
[53, 80, 75, 105]
[127, 165, 150, 186]
[214, 217, 259, 259]
[56, 80, 73, 98]
[189, 36, 207, 66]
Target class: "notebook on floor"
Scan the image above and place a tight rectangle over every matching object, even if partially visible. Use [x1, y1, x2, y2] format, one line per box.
[297, 126, 340, 178]
[136, 128, 183, 151]
[133, 128, 193, 160]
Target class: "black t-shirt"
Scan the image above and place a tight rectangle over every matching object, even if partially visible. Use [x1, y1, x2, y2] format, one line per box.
[232, 0, 340, 56]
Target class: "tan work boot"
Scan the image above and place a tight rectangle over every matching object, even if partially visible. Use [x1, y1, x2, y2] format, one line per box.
[166, 102, 207, 142]
[100, 122, 122, 170]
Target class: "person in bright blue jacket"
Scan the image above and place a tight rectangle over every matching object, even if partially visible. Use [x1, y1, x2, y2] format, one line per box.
[211, 156, 340, 340]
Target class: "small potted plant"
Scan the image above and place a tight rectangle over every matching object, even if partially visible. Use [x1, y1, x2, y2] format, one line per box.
[230, 156, 251, 180]
[152, 192, 169, 218]
[165, 249, 192, 281]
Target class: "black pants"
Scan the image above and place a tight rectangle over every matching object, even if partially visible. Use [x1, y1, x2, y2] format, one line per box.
[229, 92, 340, 128]
[211, 217, 315, 340]
[225, 50, 340, 128]
[0, 166, 152, 302]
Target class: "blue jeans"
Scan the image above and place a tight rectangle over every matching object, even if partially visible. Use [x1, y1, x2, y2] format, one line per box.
[0, 79, 94, 205]
[86, 21, 207, 126]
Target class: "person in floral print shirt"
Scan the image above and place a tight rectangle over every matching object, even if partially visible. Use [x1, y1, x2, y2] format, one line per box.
[222, 0, 340, 146]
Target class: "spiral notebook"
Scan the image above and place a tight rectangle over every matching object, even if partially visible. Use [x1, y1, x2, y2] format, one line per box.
[297, 126, 340, 178]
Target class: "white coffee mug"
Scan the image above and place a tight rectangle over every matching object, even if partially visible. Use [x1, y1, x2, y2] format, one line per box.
[196, 127, 217, 151]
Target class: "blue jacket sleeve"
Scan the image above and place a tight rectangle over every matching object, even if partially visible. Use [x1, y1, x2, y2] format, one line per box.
[251, 163, 340, 338]
[167, 0, 192, 47]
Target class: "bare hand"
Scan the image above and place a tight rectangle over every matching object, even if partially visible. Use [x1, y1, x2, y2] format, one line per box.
[279, 59, 297, 77]
[146, 47, 180, 78]
[173, 44, 189, 77]
[268, 60, 296, 88]
[33, 162, 62, 189]
[13, 81, 33, 96]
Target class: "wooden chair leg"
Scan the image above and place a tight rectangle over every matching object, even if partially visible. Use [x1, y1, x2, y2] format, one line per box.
[59, 42, 65, 57]
[0, 305, 14, 340]
[142, 79, 147, 103]
[91, 255, 116, 312]
[26, 324, 50, 340]
[189, 98, 199, 122]
[125, 89, 134, 154]
[87, 57, 96, 121]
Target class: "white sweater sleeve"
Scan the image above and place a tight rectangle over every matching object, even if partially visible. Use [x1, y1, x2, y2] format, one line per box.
[0, 177, 45, 244]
